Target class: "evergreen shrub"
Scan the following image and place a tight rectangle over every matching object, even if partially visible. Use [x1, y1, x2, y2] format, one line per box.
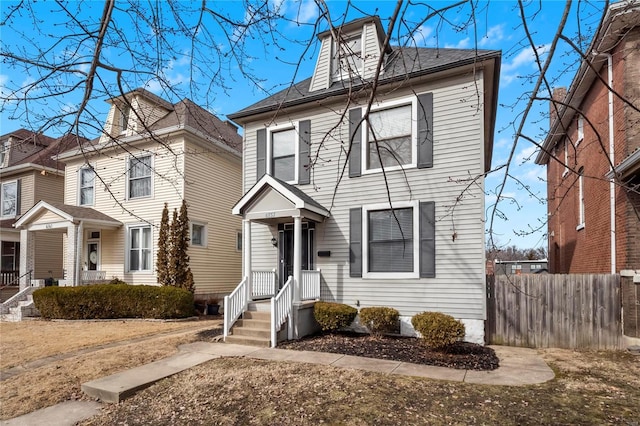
[359, 306, 399, 336]
[411, 311, 465, 350]
[313, 301, 357, 332]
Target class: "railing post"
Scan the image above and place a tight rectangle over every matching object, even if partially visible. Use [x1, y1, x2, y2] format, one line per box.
[223, 295, 230, 338]
[270, 296, 276, 348]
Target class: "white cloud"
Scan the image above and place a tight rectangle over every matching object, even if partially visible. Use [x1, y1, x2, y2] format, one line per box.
[501, 43, 550, 86]
[296, 0, 318, 24]
[479, 24, 505, 47]
[516, 145, 537, 164]
[445, 37, 471, 49]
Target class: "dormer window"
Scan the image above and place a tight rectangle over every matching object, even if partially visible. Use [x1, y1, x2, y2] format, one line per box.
[333, 34, 363, 80]
[0, 139, 9, 167]
[120, 104, 131, 134]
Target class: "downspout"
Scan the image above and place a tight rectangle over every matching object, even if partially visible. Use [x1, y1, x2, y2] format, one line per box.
[605, 53, 616, 274]
[75, 221, 84, 286]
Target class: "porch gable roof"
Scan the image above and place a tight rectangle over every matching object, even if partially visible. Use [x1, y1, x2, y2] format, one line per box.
[232, 175, 330, 219]
[14, 201, 122, 230]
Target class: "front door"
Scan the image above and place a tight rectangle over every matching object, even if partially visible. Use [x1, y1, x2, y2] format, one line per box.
[278, 222, 315, 287]
[87, 242, 99, 271]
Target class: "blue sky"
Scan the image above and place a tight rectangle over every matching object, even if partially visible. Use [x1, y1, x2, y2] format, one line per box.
[0, 0, 607, 251]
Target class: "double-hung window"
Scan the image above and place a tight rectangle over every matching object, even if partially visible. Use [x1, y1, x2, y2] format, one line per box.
[1, 181, 18, 218]
[79, 166, 95, 206]
[577, 167, 585, 230]
[367, 207, 414, 273]
[367, 104, 413, 170]
[333, 35, 362, 80]
[120, 105, 131, 134]
[190, 223, 206, 247]
[271, 128, 296, 182]
[128, 155, 152, 199]
[128, 225, 152, 271]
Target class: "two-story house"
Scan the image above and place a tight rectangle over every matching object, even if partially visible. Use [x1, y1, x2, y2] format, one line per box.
[535, 1, 640, 274]
[0, 130, 83, 294]
[225, 16, 501, 345]
[13, 89, 243, 298]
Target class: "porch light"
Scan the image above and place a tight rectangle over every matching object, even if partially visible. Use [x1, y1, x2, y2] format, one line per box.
[271, 237, 277, 247]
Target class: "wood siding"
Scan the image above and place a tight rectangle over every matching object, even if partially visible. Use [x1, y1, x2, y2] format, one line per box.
[362, 22, 380, 80]
[242, 72, 488, 320]
[34, 232, 64, 279]
[486, 274, 623, 350]
[33, 172, 64, 206]
[309, 37, 333, 92]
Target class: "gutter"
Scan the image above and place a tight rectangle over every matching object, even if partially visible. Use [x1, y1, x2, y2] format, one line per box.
[0, 163, 65, 177]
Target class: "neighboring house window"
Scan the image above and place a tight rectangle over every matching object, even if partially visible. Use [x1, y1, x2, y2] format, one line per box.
[128, 225, 152, 271]
[1, 181, 18, 218]
[333, 35, 362, 79]
[236, 231, 242, 251]
[271, 128, 296, 182]
[531, 264, 542, 270]
[367, 104, 413, 170]
[349, 93, 433, 177]
[511, 264, 522, 274]
[577, 117, 584, 145]
[577, 167, 585, 230]
[190, 223, 206, 247]
[0, 139, 8, 167]
[128, 154, 152, 199]
[1, 241, 19, 272]
[563, 139, 569, 177]
[79, 166, 95, 206]
[350, 201, 435, 279]
[120, 104, 131, 133]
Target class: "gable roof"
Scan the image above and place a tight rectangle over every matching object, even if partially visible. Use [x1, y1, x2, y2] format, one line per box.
[1, 129, 88, 172]
[228, 46, 500, 121]
[14, 200, 122, 229]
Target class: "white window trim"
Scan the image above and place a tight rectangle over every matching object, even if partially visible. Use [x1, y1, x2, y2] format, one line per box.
[125, 223, 153, 273]
[362, 200, 420, 279]
[562, 140, 569, 178]
[266, 121, 299, 184]
[190, 221, 207, 247]
[362, 96, 418, 175]
[577, 170, 585, 230]
[332, 32, 365, 82]
[126, 154, 154, 200]
[77, 164, 96, 206]
[576, 117, 584, 146]
[1, 180, 18, 219]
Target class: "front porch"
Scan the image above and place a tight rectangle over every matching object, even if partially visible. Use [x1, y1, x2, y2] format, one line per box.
[226, 175, 330, 346]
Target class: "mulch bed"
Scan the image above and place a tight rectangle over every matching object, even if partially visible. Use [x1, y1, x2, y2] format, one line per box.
[279, 331, 500, 371]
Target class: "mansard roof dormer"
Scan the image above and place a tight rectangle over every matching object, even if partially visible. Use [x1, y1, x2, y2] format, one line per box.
[309, 16, 392, 92]
[99, 88, 174, 144]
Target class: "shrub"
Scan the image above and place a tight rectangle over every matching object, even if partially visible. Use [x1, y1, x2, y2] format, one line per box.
[314, 302, 357, 332]
[109, 277, 128, 285]
[359, 307, 399, 337]
[33, 284, 194, 320]
[411, 311, 465, 350]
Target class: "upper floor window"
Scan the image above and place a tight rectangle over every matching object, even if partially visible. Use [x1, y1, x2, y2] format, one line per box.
[577, 167, 585, 230]
[128, 154, 152, 199]
[367, 104, 413, 170]
[79, 166, 95, 206]
[1, 181, 18, 218]
[128, 224, 152, 272]
[333, 35, 362, 80]
[120, 105, 131, 133]
[0, 139, 8, 167]
[562, 139, 569, 177]
[271, 128, 296, 182]
[190, 222, 206, 247]
[577, 116, 584, 145]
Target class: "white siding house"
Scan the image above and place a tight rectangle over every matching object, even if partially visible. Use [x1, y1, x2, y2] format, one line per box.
[228, 16, 501, 344]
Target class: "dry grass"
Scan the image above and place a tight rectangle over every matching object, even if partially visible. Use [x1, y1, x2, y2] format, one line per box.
[0, 319, 205, 369]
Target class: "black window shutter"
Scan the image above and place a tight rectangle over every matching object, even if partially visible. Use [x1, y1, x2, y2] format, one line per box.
[256, 129, 266, 179]
[349, 207, 362, 277]
[419, 201, 436, 278]
[417, 93, 434, 169]
[349, 108, 362, 177]
[16, 179, 21, 215]
[298, 120, 311, 185]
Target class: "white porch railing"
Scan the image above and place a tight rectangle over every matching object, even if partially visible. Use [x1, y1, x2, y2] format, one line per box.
[81, 270, 107, 284]
[252, 270, 276, 298]
[271, 275, 293, 348]
[301, 269, 321, 300]
[223, 276, 248, 339]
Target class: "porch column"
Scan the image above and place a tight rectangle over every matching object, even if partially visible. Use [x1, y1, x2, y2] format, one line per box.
[65, 222, 82, 286]
[293, 216, 302, 303]
[19, 229, 35, 290]
[243, 219, 252, 302]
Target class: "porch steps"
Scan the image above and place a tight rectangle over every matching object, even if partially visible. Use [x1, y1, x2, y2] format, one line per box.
[226, 302, 272, 347]
[1, 295, 40, 322]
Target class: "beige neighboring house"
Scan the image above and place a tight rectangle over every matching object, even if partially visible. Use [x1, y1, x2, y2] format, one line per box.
[0, 130, 84, 297]
[14, 89, 243, 297]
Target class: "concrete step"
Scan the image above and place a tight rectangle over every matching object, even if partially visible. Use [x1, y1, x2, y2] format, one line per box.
[232, 327, 271, 339]
[244, 310, 270, 321]
[235, 318, 270, 329]
[225, 334, 270, 347]
[247, 301, 271, 312]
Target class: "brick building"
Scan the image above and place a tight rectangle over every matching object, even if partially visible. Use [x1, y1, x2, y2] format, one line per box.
[535, 1, 640, 274]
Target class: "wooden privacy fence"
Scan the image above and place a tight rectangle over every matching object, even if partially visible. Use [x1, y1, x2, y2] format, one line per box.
[486, 274, 622, 350]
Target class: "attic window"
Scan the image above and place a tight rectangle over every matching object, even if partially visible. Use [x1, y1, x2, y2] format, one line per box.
[0, 139, 8, 166]
[120, 105, 131, 134]
[333, 34, 362, 80]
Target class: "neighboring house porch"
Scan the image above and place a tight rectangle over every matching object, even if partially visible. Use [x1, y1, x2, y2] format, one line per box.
[14, 201, 122, 289]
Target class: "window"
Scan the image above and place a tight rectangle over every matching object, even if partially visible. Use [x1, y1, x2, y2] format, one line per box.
[120, 104, 131, 133]
[191, 223, 206, 247]
[562, 139, 569, 177]
[0, 139, 8, 167]
[577, 117, 584, 145]
[79, 166, 95, 206]
[271, 128, 296, 182]
[350, 200, 434, 279]
[531, 264, 542, 270]
[236, 231, 242, 251]
[128, 155, 152, 199]
[367, 104, 413, 170]
[333, 35, 362, 79]
[577, 167, 585, 230]
[511, 264, 522, 274]
[1, 241, 19, 273]
[128, 225, 152, 271]
[1, 181, 18, 218]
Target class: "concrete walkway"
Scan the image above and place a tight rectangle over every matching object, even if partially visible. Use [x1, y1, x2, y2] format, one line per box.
[2, 343, 555, 425]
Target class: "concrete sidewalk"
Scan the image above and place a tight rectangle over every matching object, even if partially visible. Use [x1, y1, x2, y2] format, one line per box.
[2, 343, 555, 425]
